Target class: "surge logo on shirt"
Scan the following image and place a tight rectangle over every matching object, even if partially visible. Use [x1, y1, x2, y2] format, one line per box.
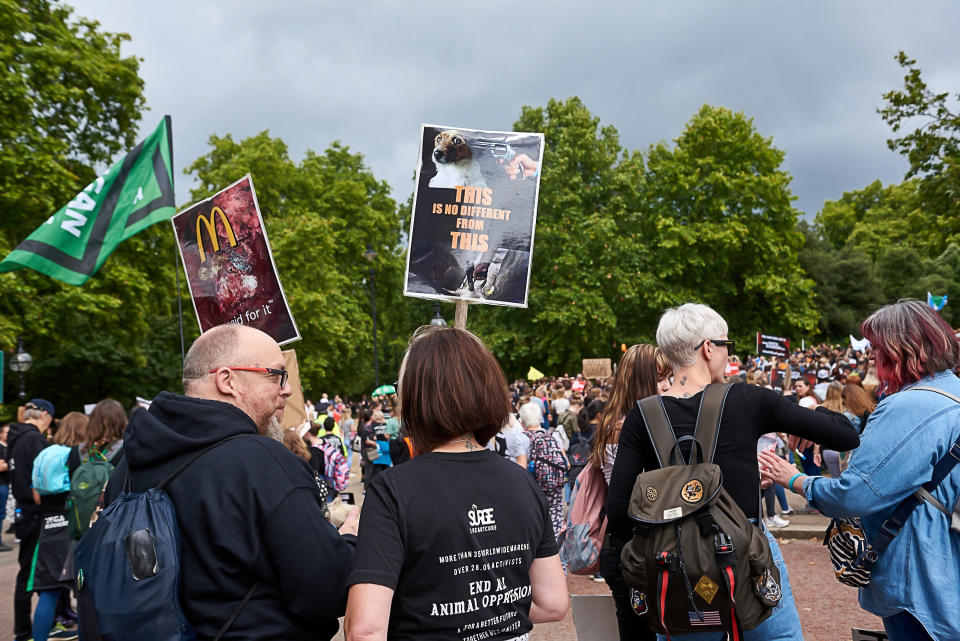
[468, 504, 497, 534]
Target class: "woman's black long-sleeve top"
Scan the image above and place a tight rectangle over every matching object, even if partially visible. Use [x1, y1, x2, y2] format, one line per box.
[606, 383, 860, 544]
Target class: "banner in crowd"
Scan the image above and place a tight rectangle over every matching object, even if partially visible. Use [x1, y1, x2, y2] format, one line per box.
[172, 175, 300, 345]
[582, 358, 612, 379]
[756, 333, 790, 357]
[0, 116, 176, 285]
[404, 124, 545, 308]
[280, 349, 306, 429]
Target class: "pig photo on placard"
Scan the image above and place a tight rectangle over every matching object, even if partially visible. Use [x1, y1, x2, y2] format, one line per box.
[404, 124, 544, 308]
[172, 174, 300, 345]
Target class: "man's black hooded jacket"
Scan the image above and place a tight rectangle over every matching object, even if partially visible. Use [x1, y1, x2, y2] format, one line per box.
[7, 422, 48, 506]
[103, 392, 355, 641]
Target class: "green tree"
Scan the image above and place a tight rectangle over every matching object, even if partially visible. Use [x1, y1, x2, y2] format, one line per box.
[798, 222, 883, 339]
[0, 0, 185, 417]
[635, 105, 819, 346]
[186, 132, 411, 395]
[817, 180, 930, 261]
[879, 51, 960, 252]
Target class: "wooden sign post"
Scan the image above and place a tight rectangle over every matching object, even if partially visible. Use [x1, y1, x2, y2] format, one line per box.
[454, 299, 469, 329]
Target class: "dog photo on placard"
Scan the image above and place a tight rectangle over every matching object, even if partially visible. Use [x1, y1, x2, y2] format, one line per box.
[427, 129, 488, 189]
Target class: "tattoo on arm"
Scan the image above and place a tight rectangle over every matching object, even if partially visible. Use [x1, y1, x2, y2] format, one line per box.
[680, 376, 687, 386]
[682, 393, 690, 398]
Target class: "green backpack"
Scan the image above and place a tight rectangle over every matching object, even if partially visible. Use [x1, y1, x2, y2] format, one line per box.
[620, 384, 781, 639]
[67, 443, 121, 540]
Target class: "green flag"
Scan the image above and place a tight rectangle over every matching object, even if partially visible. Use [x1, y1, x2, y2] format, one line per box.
[0, 116, 175, 285]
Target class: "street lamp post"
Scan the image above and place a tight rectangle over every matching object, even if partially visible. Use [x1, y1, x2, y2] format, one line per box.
[362, 244, 380, 388]
[9, 336, 33, 403]
[430, 302, 447, 326]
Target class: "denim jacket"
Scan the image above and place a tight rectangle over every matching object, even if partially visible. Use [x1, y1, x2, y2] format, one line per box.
[805, 370, 960, 641]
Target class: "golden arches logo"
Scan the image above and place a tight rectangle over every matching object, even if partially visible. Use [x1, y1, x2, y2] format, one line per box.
[195, 206, 237, 263]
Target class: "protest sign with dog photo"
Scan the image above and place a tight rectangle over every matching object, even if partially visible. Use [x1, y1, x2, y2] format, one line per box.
[404, 124, 544, 308]
[172, 174, 300, 344]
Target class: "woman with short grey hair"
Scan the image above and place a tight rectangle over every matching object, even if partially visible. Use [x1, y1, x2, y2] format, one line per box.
[655, 302, 729, 371]
[607, 303, 859, 641]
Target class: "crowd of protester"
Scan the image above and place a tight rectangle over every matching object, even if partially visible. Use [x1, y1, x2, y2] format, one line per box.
[2, 299, 959, 641]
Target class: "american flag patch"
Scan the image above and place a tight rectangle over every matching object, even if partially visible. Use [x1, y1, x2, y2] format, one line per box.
[689, 610, 721, 626]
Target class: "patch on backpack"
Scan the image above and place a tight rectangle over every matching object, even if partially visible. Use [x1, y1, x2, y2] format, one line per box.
[694, 574, 720, 604]
[629, 587, 648, 616]
[681, 479, 703, 503]
[646, 486, 658, 502]
[755, 568, 782, 604]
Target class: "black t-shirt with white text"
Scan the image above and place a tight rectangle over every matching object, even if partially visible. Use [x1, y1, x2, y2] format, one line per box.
[348, 450, 557, 641]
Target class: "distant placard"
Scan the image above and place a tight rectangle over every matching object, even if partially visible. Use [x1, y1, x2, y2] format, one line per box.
[757, 333, 790, 357]
[582, 358, 612, 380]
[280, 349, 306, 430]
[404, 124, 545, 308]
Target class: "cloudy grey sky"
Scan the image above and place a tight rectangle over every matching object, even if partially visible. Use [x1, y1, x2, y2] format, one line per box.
[69, 0, 960, 217]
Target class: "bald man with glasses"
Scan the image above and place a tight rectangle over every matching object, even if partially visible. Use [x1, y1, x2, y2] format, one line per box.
[103, 324, 358, 641]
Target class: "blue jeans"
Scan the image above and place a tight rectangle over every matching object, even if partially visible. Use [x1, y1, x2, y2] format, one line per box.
[657, 530, 803, 641]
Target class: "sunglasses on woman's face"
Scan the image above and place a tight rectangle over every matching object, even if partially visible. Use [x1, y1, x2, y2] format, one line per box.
[696, 339, 735, 352]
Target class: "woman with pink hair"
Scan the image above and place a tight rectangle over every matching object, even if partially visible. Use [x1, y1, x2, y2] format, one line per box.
[761, 300, 960, 641]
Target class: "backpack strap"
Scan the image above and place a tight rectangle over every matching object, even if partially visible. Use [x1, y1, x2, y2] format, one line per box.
[157, 433, 250, 492]
[213, 581, 260, 641]
[692, 383, 733, 464]
[637, 397, 683, 468]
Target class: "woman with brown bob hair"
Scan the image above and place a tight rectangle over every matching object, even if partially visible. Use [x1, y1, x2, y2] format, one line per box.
[345, 326, 568, 641]
[761, 300, 960, 641]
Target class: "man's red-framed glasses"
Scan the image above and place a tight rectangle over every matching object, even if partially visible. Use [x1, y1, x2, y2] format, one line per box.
[209, 367, 288, 388]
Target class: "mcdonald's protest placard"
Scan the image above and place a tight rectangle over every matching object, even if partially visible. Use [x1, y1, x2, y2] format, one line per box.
[404, 124, 545, 308]
[756, 333, 790, 357]
[171, 175, 300, 345]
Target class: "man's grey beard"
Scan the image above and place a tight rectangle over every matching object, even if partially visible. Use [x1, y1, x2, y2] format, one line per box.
[264, 415, 284, 442]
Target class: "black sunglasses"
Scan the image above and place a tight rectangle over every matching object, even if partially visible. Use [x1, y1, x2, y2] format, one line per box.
[696, 339, 735, 352]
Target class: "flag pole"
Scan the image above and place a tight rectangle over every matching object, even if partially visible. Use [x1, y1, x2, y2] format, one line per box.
[166, 115, 186, 365]
[174, 244, 185, 364]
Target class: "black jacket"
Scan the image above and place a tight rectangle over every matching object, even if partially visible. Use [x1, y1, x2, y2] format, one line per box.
[7, 422, 48, 507]
[103, 392, 355, 641]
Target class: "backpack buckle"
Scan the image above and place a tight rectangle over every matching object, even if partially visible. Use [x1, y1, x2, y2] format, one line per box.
[713, 532, 737, 566]
[655, 551, 679, 572]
